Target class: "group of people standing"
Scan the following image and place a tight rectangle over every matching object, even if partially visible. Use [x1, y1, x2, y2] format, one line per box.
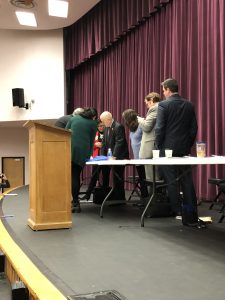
[55, 78, 204, 228]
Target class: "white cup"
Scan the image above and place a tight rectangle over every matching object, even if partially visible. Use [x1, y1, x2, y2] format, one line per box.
[152, 149, 160, 159]
[165, 149, 173, 158]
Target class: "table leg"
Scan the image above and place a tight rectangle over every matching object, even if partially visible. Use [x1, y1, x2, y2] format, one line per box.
[141, 165, 156, 227]
[100, 166, 126, 218]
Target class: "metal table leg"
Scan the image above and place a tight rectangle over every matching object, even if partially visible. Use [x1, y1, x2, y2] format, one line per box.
[141, 165, 156, 227]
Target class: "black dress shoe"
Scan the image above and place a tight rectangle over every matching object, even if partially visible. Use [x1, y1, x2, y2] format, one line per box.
[182, 219, 207, 229]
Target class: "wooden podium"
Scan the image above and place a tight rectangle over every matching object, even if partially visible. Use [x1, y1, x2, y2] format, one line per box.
[24, 121, 72, 230]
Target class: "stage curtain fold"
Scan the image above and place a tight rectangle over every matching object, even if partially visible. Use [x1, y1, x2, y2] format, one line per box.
[64, 0, 171, 70]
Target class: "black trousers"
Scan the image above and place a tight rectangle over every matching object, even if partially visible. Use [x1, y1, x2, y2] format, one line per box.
[135, 165, 149, 198]
[86, 165, 103, 195]
[71, 162, 83, 204]
[102, 165, 126, 200]
[159, 164, 198, 219]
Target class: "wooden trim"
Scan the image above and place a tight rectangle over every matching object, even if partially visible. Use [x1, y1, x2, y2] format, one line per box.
[0, 191, 67, 300]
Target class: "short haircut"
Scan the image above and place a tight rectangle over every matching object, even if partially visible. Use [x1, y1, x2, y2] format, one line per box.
[100, 111, 112, 121]
[161, 78, 178, 93]
[145, 92, 161, 103]
[80, 107, 97, 119]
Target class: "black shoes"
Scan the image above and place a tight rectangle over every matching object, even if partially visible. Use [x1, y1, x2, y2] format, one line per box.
[71, 202, 81, 213]
[182, 219, 207, 229]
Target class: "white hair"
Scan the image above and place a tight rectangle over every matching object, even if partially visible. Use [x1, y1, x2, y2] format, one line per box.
[72, 107, 84, 116]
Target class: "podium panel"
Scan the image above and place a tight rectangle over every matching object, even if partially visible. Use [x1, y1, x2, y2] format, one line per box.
[24, 121, 72, 230]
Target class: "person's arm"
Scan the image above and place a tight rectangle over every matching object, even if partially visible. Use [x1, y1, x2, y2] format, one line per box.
[113, 124, 127, 158]
[65, 118, 72, 130]
[155, 104, 166, 149]
[138, 108, 157, 132]
[189, 108, 198, 147]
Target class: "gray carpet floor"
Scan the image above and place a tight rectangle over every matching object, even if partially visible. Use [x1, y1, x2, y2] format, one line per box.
[1, 186, 225, 300]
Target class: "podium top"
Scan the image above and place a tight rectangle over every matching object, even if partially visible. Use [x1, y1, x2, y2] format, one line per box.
[23, 120, 71, 134]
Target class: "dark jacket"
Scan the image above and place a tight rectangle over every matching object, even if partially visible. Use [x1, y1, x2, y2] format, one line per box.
[0, 179, 10, 188]
[155, 94, 198, 156]
[102, 120, 129, 159]
[55, 115, 73, 128]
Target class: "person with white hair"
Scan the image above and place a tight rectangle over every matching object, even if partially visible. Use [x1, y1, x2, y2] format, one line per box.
[54, 107, 84, 128]
[100, 111, 129, 200]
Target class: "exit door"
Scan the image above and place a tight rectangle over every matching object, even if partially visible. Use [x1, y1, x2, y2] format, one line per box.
[1, 157, 25, 192]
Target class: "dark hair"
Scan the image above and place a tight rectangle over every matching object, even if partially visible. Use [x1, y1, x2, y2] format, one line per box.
[161, 78, 178, 93]
[122, 109, 138, 132]
[80, 107, 98, 119]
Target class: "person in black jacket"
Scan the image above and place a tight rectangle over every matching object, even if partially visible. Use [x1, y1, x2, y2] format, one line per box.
[0, 173, 10, 189]
[100, 111, 129, 200]
[155, 78, 205, 228]
[54, 107, 84, 128]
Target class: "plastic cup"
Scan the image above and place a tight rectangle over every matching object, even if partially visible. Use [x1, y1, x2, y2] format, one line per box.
[196, 142, 206, 157]
[152, 150, 160, 159]
[165, 149, 173, 158]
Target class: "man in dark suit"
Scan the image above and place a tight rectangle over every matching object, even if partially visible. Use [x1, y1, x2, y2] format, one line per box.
[155, 78, 205, 227]
[100, 111, 129, 200]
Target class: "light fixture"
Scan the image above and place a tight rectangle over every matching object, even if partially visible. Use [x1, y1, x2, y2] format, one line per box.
[48, 0, 69, 18]
[15, 11, 37, 27]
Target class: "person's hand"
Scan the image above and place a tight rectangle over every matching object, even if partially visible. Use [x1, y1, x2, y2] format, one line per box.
[95, 142, 102, 148]
[137, 116, 144, 122]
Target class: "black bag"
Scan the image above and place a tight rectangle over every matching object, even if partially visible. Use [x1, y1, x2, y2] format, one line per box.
[146, 188, 172, 218]
[92, 186, 112, 204]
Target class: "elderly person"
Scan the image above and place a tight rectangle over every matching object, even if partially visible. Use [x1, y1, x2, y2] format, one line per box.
[138, 92, 161, 181]
[100, 111, 129, 200]
[55, 107, 84, 128]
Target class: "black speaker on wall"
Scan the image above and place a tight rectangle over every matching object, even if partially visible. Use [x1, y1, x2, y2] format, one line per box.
[12, 88, 25, 108]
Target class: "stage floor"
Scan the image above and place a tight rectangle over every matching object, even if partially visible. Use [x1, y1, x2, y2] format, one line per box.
[1, 186, 225, 300]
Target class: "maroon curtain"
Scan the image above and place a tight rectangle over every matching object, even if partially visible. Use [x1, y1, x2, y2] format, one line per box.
[64, 0, 171, 69]
[64, 0, 225, 201]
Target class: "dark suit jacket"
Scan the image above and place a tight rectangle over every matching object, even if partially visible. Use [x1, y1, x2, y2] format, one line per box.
[55, 114, 73, 128]
[155, 94, 198, 156]
[102, 120, 129, 159]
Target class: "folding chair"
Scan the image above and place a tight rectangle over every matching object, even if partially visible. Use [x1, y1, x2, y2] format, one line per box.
[218, 183, 225, 223]
[126, 175, 142, 201]
[208, 177, 225, 209]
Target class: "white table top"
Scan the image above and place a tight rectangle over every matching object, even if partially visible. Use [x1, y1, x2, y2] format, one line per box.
[86, 156, 225, 166]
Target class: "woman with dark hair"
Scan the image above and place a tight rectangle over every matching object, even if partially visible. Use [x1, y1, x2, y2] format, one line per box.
[122, 109, 148, 200]
[66, 107, 98, 212]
